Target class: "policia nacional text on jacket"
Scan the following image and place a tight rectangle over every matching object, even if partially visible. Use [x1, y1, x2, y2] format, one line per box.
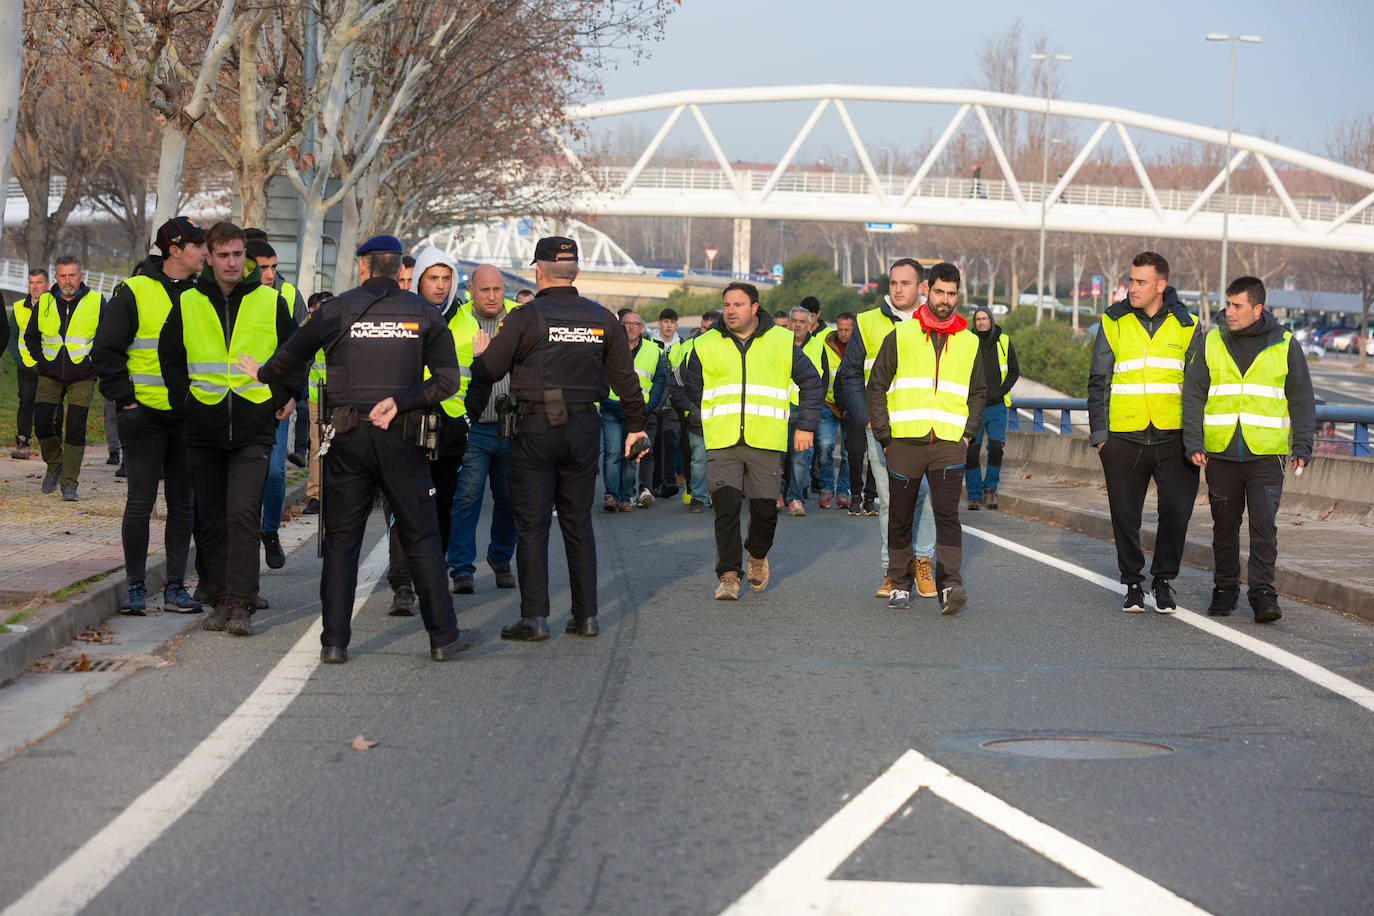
[470, 266, 647, 632]
[252, 251, 479, 658]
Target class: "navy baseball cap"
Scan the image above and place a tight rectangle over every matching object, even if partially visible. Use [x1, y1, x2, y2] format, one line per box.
[355, 234, 404, 257]
[531, 236, 578, 264]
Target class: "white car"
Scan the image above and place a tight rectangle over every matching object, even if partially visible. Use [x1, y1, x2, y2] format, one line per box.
[1327, 329, 1359, 352]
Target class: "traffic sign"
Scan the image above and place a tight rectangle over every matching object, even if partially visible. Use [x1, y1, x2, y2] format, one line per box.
[1091, 275, 1102, 296]
[704, 247, 719, 263]
[773, 263, 784, 277]
[866, 221, 894, 231]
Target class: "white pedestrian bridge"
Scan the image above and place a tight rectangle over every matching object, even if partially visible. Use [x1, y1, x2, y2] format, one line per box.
[550, 85, 1374, 262]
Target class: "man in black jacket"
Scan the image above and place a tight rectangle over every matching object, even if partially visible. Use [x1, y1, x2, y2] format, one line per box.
[161, 222, 297, 637]
[964, 305, 1019, 510]
[8, 269, 49, 459]
[92, 217, 207, 615]
[1182, 276, 1315, 623]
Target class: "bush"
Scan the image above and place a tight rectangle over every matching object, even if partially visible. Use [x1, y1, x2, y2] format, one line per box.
[995, 305, 1092, 397]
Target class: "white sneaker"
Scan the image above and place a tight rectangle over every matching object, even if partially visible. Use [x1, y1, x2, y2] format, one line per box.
[888, 589, 911, 609]
[636, 487, 655, 508]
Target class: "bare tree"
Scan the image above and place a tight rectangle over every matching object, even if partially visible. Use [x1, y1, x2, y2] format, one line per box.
[0, 0, 21, 246]
[1322, 113, 1374, 368]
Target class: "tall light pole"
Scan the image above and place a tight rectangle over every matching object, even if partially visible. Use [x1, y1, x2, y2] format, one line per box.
[1206, 33, 1261, 318]
[1031, 52, 1070, 326]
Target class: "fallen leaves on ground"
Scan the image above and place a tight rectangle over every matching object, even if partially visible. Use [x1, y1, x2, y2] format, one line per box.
[1319, 502, 1338, 521]
[74, 654, 90, 671]
[350, 735, 379, 751]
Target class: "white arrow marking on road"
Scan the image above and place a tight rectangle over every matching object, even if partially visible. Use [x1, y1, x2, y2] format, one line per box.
[964, 525, 1374, 715]
[723, 748, 1211, 916]
[2, 535, 393, 916]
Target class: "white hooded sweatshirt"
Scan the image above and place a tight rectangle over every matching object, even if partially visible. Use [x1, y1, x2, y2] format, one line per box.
[409, 244, 461, 319]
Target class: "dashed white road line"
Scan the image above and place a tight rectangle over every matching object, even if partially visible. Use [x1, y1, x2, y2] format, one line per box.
[965, 524, 1374, 714]
[1, 536, 392, 916]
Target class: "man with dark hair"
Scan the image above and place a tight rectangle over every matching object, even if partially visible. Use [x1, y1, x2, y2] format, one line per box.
[9, 268, 48, 458]
[817, 310, 856, 509]
[601, 310, 665, 510]
[782, 303, 828, 516]
[25, 257, 104, 500]
[244, 233, 475, 663]
[771, 309, 789, 328]
[1182, 276, 1315, 623]
[652, 307, 681, 346]
[1089, 250, 1199, 614]
[471, 236, 648, 640]
[514, 289, 535, 304]
[94, 216, 208, 614]
[682, 282, 822, 599]
[965, 304, 1019, 510]
[397, 254, 416, 289]
[161, 222, 297, 636]
[837, 258, 939, 599]
[868, 262, 984, 614]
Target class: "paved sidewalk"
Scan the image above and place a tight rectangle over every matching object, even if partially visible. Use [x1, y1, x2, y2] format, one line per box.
[994, 440, 1374, 622]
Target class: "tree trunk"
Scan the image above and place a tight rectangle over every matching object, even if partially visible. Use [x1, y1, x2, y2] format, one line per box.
[152, 127, 190, 234]
[0, 0, 21, 247]
[238, 164, 271, 231]
[334, 193, 361, 292]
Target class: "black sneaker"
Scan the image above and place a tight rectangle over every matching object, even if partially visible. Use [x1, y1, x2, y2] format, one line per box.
[287, 451, 308, 468]
[302, 497, 320, 515]
[1122, 584, 1146, 613]
[261, 531, 286, 569]
[862, 499, 878, 516]
[1207, 585, 1239, 617]
[488, 557, 516, 589]
[1152, 580, 1177, 615]
[120, 582, 147, 616]
[163, 581, 202, 613]
[106, 447, 120, 465]
[1250, 588, 1282, 624]
[115, 463, 127, 478]
[41, 465, 61, 493]
[452, 575, 475, 595]
[940, 586, 968, 616]
[388, 584, 416, 617]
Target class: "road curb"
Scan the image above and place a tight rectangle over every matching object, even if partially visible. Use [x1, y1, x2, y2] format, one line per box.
[0, 479, 309, 687]
[996, 491, 1374, 623]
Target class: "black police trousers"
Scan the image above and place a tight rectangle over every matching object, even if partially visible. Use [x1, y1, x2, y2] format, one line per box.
[1098, 436, 1200, 585]
[508, 409, 600, 620]
[320, 422, 458, 649]
[1205, 456, 1285, 595]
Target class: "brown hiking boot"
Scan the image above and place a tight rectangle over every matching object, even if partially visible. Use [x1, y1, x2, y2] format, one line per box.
[875, 575, 893, 599]
[914, 557, 937, 598]
[747, 555, 770, 592]
[715, 571, 741, 601]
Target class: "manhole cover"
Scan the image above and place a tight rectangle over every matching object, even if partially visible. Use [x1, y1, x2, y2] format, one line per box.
[980, 737, 1174, 759]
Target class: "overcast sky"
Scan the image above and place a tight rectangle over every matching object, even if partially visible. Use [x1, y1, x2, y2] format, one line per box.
[588, 0, 1369, 169]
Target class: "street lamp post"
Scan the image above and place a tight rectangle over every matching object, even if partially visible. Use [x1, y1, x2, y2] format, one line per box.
[1031, 52, 1070, 326]
[1206, 33, 1261, 318]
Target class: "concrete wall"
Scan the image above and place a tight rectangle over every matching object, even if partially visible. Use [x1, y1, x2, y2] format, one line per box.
[1003, 431, 1374, 525]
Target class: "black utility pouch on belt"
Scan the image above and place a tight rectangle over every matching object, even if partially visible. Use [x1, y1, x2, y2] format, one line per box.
[329, 405, 359, 434]
[543, 389, 568, 427]
[401, 409, 440, 459]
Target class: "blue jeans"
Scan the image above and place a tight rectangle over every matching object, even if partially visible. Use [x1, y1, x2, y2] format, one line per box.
[816, 410, 850, 495]
[261, 417, 288, 534]
[866, 428, 934, 568]
[601, 415, 635, 501]
[688, 430, 707, 502]
[447, 422, 516, 578]
[785, 424, 813, 502]
[965, 403, 1008, 499]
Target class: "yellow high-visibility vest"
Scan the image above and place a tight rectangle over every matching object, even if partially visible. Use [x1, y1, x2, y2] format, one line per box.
[14, 296, 37, 368]
[609, 340, 660, 404]
[433, 307, 481, 419]
[696, 326, 793, 451]
[36, 290, 102, 364]
[121, 276, 174, 410]
[181, 285, 279, 404]
[1203, 329, 1293, 456]
[1101, 311, 1195, 432]
[886, 323, 980, 441]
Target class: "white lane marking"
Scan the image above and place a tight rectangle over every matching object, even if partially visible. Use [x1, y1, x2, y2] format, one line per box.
[964, 525, 1374, 715]
[2, 536, 392, 916]
[723, 748, 1209, 915]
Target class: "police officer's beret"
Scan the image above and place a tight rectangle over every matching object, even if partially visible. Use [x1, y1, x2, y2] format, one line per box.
[531, 236, 578, 264]
[355, 234, 404, 257]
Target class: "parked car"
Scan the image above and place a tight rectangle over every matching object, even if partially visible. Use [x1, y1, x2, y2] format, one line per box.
[1328, 329, 1360, 353]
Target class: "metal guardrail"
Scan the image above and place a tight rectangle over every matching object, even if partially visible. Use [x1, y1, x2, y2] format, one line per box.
[0, 257, 123, 297]
[1007, 397, 1374, 458]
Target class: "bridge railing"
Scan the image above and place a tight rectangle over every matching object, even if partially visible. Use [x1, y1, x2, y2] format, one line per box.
[1006, 397, 1374, 458]
[0, 258, 125, 297]
[567, 166, 1374, 228]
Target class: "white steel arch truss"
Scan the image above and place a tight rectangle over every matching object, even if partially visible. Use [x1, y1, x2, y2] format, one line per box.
[552, 85, 1374, 254]
[418, 217, 645, 273]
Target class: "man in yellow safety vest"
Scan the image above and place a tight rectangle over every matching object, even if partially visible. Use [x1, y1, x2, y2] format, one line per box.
[1182, 275, 1315, 623]
[1087, 251, 1200, 615]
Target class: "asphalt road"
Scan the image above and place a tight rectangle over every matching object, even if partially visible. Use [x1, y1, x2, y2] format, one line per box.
[1307, 355, 1374, 406]
[2, 500, 1372, 915]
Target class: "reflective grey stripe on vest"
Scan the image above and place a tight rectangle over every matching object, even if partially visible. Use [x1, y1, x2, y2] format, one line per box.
[130, 374, 165, 385]
[191, 380, 229, 395]
[187, 361, 227, 374]
[458, 365, 472, 378]
[129, 338, 159, 350]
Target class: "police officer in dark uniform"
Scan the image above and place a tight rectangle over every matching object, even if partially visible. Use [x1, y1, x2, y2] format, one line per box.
[472, 236, 647, 641]
[241, 235, 476, 664]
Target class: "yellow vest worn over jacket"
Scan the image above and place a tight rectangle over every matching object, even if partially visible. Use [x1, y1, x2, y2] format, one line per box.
[887, 323, 980, 441]
[1203, 329, 1293, 456]
[434, 306, 481, 419]
[792, 333, 829, 406]
[697, 325, 793, 451]
[121, 276, 175, 411]
[181, 285, 279, 405]
[995, 334, 1012, 407]
[14, 297, 37, 368]
[1101, 310, 1194, 432]
[37, 290, 102, 365]
[609, 340, 660, 404]
[856, 307, 899, 385]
